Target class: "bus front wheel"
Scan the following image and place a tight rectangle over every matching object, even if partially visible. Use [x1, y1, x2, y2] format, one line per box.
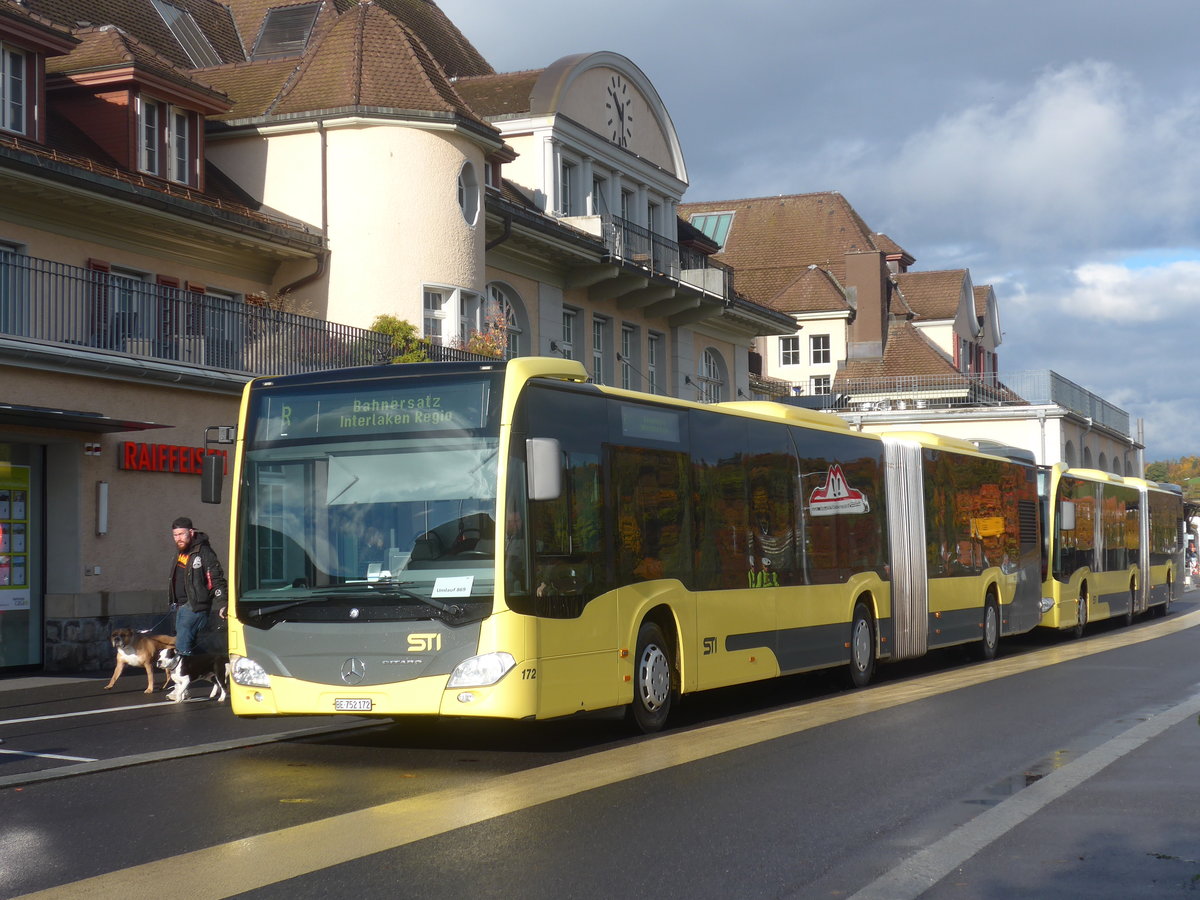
[1072, 587, 1088, 639]
[629, 622, 675, 733]
[848, 602, 876, 688]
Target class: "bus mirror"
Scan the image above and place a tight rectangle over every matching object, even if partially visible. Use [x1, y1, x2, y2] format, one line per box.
[201, 454, 224, 504]
[526, 438, 562, 501]
[1058, 501, 1075, 532]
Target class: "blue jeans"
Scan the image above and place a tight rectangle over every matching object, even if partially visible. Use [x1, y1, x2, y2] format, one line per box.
[175, 606, 209, 656]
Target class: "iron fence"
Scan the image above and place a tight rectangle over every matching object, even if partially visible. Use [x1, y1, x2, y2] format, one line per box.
[773, 370, 1129, 435]
[0, 252, 489, 375]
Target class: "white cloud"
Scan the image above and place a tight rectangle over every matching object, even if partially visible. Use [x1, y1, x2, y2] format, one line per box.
[1059, 260, 1200, 321]
[789, 61, 1200, 275]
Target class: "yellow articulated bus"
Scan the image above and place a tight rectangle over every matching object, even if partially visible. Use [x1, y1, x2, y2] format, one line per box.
[211, 357, 1041, 732]
[1037, 464, 1184, 636]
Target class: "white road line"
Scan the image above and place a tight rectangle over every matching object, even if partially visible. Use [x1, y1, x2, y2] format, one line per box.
[0, 698, 206, 727]
[845, 688, 1200, 900]
[0, 749, 96, 762]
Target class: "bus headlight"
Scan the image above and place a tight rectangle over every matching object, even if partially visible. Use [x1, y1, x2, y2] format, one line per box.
[447, 652, 516, 688]
[231, 655, 271, 688]
[1039, 597, 1055, 614]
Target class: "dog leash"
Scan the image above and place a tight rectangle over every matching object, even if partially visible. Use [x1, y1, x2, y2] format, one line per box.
[137, 607, 176, 634]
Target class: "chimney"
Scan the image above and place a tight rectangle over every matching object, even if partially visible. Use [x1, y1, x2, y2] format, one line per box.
[844, 250, 888, 360]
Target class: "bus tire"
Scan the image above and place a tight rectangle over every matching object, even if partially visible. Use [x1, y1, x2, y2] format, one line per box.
[970, 595, 1000, 661]
[629, 621, 675, 733]
[1124, 581, 1136, 626]
[1072, 586, 1088, 639]
[1153, 578, 1172, 618]
[848, 601, 876, 688]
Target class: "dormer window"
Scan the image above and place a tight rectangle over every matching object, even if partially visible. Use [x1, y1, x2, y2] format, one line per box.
[150, 0, 222, 67]
[1, 43, 27, 135]
[252, 3, 321, 60]
[138, 96, 195, 185]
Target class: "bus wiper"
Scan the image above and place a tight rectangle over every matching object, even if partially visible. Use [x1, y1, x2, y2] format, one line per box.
[364, 579, 465, 617]
[244, 595, 329, 617]
[250, 581, 465, 618]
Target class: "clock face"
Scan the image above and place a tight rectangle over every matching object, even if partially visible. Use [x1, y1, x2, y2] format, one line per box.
[605, 74, 633, 148]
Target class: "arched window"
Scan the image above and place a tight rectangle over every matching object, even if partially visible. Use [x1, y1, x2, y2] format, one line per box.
[695, 348, 726, 403]
[486, 282, 526, 359]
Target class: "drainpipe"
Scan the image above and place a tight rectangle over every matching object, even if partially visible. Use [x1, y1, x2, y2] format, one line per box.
[486, 213, 512, 251]
[277, 120, 330, 296]
[278, 248, 329, 295]
[1037, 409, 1046, 465]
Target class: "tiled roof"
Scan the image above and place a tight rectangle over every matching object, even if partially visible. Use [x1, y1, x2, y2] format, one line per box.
[201, 3, 493, 131]
[835, 318, 959, 382]
[771, 265, 850, 314]
[893, 269, 968, 321]
[871, 232, 914, 266]
[196, 57, 300, 121]
[0, 0, 77, 50]
[973, 284, 992, 318]
[678, 192, 885, 305]
[24, 0, 244, 68]
[365, 0, 492, 78]
[46, 24, 230, 109]
[453, 69, 543, 118]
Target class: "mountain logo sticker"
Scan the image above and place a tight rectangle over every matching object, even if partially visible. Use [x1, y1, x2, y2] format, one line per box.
[808, 464, 870, 516]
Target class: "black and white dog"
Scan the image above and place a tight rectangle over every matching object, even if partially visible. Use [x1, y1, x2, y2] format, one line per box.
[157, 646, 229, 702]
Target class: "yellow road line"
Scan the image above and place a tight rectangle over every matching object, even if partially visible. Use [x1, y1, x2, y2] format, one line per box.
[19, 609, 1200, 900]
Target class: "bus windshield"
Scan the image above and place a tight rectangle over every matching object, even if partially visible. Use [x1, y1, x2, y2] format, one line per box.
[235, 372, 502, 616]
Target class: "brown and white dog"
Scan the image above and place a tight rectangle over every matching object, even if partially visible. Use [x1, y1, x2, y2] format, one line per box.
[157, 646, 229, 702]
[105, 629, 176, 694]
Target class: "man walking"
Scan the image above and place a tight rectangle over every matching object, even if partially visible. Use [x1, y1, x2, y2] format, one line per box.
[169, 516, 227, 655]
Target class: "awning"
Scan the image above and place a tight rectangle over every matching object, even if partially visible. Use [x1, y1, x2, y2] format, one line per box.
[0, 403, 170, 433]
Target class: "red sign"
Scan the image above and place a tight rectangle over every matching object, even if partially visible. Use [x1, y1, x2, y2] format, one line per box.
[118, 442, 228, 475]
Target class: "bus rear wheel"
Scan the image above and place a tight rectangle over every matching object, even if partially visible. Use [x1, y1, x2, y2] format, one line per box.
[629, 622, 675, 733]
[1153, 578, 1173, 618]
[848, 602, 876, 688]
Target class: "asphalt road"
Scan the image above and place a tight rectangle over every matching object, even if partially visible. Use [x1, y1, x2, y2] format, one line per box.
[2, 597, 1198, 899]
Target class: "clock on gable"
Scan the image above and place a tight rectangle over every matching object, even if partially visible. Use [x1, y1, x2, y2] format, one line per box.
[605, 73, 633, 148]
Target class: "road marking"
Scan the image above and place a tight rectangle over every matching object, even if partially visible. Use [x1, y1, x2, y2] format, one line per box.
[845, 688, 1200, 900]
[0, 749, 96, 762]
[0, 701, 173, 727]
[15, 609, 1200, 900]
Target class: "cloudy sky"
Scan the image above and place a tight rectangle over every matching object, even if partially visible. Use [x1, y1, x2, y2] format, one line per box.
[439, 0, 1200, 462]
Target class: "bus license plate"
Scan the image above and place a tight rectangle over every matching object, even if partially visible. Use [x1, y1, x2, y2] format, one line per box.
[334, 698, 372, 711]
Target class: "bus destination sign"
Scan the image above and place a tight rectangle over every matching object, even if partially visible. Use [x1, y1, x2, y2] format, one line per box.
[255, 380, 490, 442]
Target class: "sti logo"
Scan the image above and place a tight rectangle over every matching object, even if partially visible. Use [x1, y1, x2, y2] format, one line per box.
[407, 633, 442, 652]
[809, 464, 870, 516]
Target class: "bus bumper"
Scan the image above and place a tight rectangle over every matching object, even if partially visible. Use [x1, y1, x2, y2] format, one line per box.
[228, 657, 539, 720]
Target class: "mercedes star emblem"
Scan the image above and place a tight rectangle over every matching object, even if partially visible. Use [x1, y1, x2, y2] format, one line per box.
[341, 657, 366, 685]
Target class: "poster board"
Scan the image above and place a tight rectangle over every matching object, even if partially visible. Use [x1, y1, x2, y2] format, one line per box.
[0, 464, 31, 611]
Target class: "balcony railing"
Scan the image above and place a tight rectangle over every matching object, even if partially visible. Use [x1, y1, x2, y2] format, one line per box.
[600, 215, 736, 300]
[774, 370, 1130, 435]
[0, 253, 488, 375]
